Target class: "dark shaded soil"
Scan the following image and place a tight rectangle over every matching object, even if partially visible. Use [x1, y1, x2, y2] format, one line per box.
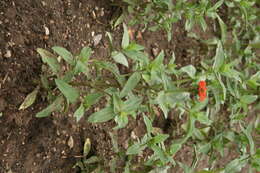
[0, 0, 218, 173]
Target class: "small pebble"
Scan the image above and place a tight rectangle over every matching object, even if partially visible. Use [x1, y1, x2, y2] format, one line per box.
[93, 34, 102, 46]
[92, 11, 96, 19]
[41, 1, 46, 6]
[4, 50, 11, 58]
[67, 136, 74, 149]
[44, 25, 50, 35]
[152, 47, 159, 57]
[100, 8, 104, 17]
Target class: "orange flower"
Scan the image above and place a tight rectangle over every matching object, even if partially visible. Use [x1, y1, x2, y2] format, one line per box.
[198, 80, 207, 102]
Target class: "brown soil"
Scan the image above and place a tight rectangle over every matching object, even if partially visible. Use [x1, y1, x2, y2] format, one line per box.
[0, 0, 234, 173]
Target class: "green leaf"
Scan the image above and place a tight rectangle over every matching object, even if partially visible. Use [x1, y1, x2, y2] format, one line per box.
[62, 70, 75, 82]
[55, 79, 79, 104]
[19, 86, 39, 110]
[84, 92, 103, 108]
[199, 16, 207, 32]
[123, 96, 143, 113]
[156, 91, 169, 118]
[52, 46, 74, 65]
[209, 0, 224, 11]
[112, 51, 129, 67]
[224, 156, 248, 173]
[122, 23, 130, 49]
[83, 138, 91, 157]
[216, 15, 227, 43]
[197, 143, 211, 154]
[213, 41, 225, 71]
[150, 144, 168, 163]
[143, 115, 153, 134]
[194, 112, 212, 125]
[125, 43, 144, 51]
[241, 123, 255, 155]
[151, 134, 169, 144]
[36, 96, 64, 118]
[113, 94, 123, 113]
[126, 143, 146, 155]
[83, 156, 99, 164]
[106, 32, 113, 46]
[181, 65, 196, 78]
[37, 48, 60, 74]
[240, 95, 258, 104]
[74, 61, 88, 74]
[79, 47, 92, 62]
[95, 61, 125, 86]
[114, 113, 128, 129]
[120, 72, 141, 98]
[74, 104, 85, 122]
[170, 143, 182, 155]
[151, 51, 164, 69]
[88, 106, 116, 123]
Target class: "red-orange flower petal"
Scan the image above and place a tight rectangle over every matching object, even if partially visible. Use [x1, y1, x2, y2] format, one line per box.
[198, 80, 207, 102]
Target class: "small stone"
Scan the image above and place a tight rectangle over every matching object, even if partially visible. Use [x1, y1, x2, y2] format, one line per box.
[4, 50, 11, 58]
[93, 34, 102, 46]
[92, 11, 96, 19]
[152, 47, 159, 57]
[68, 136, 74, 149]
[131, 131, 137, 139]
[41, 1, 47, 6]
[44, 26, 50, 35]
[100, 8, 104, 16]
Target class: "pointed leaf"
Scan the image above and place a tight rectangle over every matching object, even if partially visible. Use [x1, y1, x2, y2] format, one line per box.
[80, 47, 92, 62]
[240, 95, 258, 104]
[112, 51, 129, 67]
[88, 107, 116, 123]
[83, 138, 91, 157]
[181, 65, 196, 78]
[120, 72, 141, 98]
[55, 79, 79, 103]
[216, 15, 227, 43]
[122, 23, 129, 49]
[74, 104, 85, 122]
[19, 86, 39, 110]
[84, 92, 103, 108]
[123, 96, 143, 113]
[52, 46, 74, 65]
[37, 48, 60, 74]
[213, 41, 225, 71]
[143, 115, 153, 134]
[36, 96, 64, 118]
[126, 143, 146, 155]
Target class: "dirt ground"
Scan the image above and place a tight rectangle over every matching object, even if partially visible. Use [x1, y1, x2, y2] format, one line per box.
[0, 0, 247, 173]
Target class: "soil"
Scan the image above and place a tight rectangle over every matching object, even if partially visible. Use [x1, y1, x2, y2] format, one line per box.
[0, 0, 254, 173]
